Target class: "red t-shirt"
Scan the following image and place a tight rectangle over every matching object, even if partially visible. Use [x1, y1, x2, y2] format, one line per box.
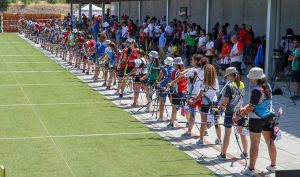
[122, 48, 138, 61]
[171, 68, 188, 93]
[239, 29, 248, 45]
[222, 43, 232, 57]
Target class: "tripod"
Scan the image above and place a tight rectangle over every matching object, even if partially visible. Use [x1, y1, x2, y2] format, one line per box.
[131, 87, 170, 119]
[270, 56, 296, 105]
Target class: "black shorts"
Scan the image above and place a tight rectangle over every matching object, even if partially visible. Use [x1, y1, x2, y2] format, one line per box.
[224, 113, 246, 128]
[291, 70, 300, 82]
[171, 92, 186, 107]
[134, 75, 145, 83]
[201, 104, 210, 114]
[249, 116, 273, 133]
[117, 66, 134, 77]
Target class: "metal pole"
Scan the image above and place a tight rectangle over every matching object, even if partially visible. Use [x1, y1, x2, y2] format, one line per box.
[78, 3, 82, 24]
[102, 0, 106, 24]
[70, 1, 74, 27]
[166, 0, 170, 25]
[205, 0, 211, 33]
[118, 0, 121, 21]
[138, 0, 141, 26]
[265, 0, 277, 77]
[275, 0, 281, 48]
[89, 2, 92, 19]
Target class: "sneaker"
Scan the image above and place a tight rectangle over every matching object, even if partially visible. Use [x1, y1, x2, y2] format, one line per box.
[266, 165, 276, 173]
[196, 139, 205, 146]
[102, 83, 107, 87]
[119, 94, 123, 98]
[215, 139, 222, 145]
[217, 153, 227, 161]
[241, 168, 256, 176]
[93, 79, 99, 82]
[241, 152, 249, 159]
[181, 132, 191, 138]
[157, 117, 164, 122]
[167, 123, 174, 128]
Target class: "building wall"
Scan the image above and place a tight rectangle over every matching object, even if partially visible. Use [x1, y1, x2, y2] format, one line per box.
[111, 0, 300, 37]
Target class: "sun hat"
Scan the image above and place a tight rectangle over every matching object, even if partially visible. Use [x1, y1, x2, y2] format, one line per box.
[164, 57, 174, 66]
[105, 40, 112, 45]
[173, 57, 184, 65]
[224, 67, 238, 77]
[149, 51, 159, 59]
[247, 67, 266, 80]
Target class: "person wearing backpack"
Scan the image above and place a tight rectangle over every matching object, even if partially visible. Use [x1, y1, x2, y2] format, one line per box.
[157, 57, 174, 121]
[218, 67, 248, 161]
[192, 64, 221, 146]
[240, 67, 277, 176]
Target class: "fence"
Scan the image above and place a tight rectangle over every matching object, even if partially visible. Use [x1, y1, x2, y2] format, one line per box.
[3, 13, 61, 32]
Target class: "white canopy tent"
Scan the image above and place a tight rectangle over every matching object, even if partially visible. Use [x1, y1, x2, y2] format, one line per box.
[75, 4, 103, 18]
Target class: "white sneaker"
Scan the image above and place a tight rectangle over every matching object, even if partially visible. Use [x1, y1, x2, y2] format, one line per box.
[215, 139, 222, 145]
[157, 117, 164, 122]
[241, 168, 256, 176]
[266, 165, 276, 173]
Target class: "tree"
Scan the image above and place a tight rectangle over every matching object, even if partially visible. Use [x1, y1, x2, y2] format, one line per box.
[0, 0, 10, 10]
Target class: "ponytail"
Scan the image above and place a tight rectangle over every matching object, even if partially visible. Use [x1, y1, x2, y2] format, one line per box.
[258, 78, 271, 99]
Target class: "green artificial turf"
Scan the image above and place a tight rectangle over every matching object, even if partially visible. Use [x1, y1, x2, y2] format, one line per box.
[0, 33, 216, 177]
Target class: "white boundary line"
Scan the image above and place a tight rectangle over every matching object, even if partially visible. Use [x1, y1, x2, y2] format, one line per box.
[0, 132, 156, 141]
[0, 55, 43, 57]
[3, 53, 77, 177]
[2, 62, 51, 64]
[0, 70, 65, 73]
[0, 102, 108, 107]
[0, 83, 80, 87]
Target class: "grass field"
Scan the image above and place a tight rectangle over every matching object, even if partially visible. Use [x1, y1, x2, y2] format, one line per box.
[0, 33, 216, 177]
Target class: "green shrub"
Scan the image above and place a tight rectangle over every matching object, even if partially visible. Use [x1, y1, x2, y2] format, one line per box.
[47, 0, 57, 4]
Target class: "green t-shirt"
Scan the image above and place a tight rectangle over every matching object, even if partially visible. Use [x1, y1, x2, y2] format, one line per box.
[292, 48, 300, 70]
[185, 33, 196, 46]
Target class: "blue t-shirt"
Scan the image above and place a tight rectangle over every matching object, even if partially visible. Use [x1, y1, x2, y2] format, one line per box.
[93, 21, 99, 34]
[94, 41, 107, 59]
[108, 49, 116, 67]
[160, 66, 173, 87]
[116, 29, 122, 40]
[159, 32, 167, 48]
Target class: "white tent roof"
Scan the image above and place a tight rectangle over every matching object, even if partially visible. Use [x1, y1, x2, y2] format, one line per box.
[75, 4, 102, 18]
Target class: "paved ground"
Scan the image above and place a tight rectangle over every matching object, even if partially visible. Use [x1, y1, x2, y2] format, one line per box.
[22, 34, 300, 177]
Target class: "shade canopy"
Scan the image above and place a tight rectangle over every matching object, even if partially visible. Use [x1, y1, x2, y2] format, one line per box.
[75, 4, 102, 18]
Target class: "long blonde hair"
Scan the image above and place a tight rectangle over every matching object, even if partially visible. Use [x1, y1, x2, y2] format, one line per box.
[204, 64, 217, 88]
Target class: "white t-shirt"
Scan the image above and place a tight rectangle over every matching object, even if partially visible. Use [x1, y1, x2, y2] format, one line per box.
[143, 27, 149, 35]
[121, 26, 128, 38]
[230, 42, 243, 62]
[198, 36, 207, 47]
[205, 40, 214, 56]
[184, 67, 204, 97]
[165, 25, 173, 35]
[201, 79, 220, 103]
[147, 23, 154, 37]
[134, 58, 147, 75]
[154, 24, 161, 37]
